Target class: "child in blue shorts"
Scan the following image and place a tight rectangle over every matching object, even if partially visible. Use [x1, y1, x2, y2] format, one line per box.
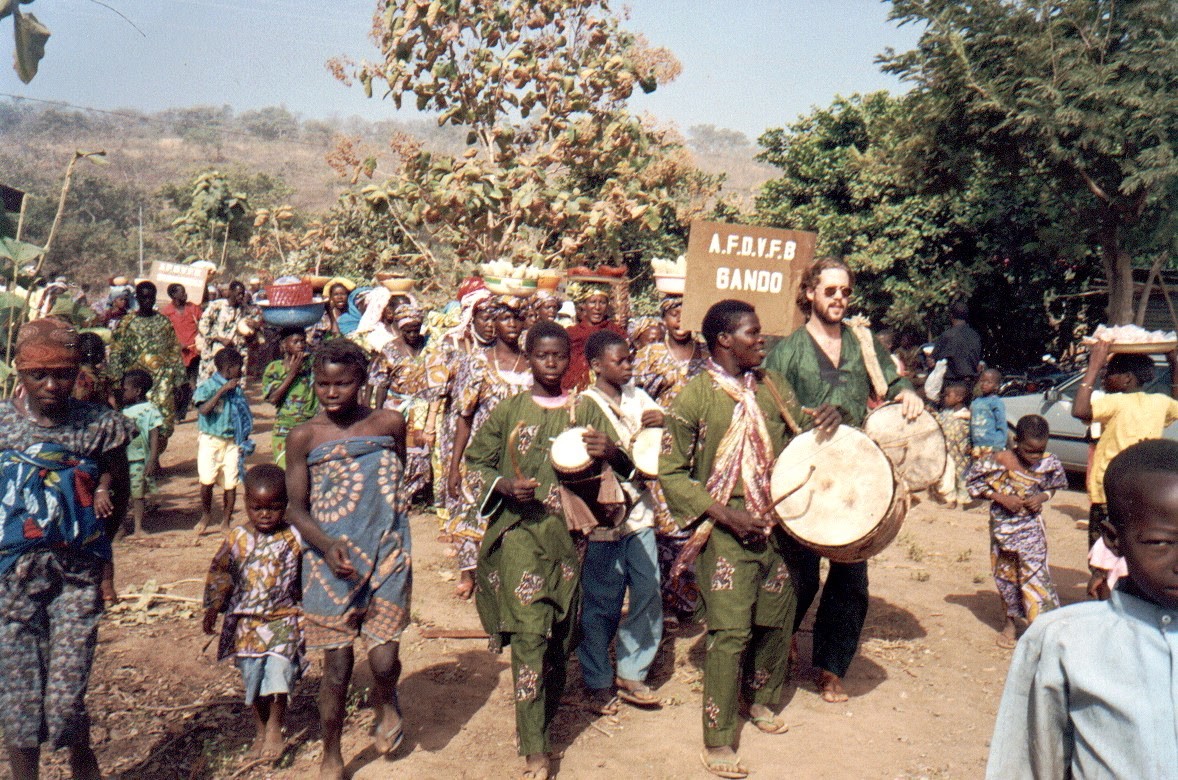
[203, 464, 304, 760]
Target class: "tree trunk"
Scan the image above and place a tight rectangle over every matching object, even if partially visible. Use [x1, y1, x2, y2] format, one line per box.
[1101, 214, 1134, 325]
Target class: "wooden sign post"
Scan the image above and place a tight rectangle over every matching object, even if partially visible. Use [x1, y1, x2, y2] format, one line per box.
[149, 261, 212, 305]
[681, 220, 817, 337]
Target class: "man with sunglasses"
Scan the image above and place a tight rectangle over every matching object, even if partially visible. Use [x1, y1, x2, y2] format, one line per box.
[763, 257, 921, 703]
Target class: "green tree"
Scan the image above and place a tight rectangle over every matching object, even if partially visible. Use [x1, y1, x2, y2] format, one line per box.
[881, 0, 1178, 324]
[170, 171, 252, 270]
[755, 92, 1099, 366]
[333, 0, 716, 275]
[238, 105, 300, 141]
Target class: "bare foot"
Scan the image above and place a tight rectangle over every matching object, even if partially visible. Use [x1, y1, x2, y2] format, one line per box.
[319, 752, 345, 780]
[454, 570, 476, 600]
[260, 733, 284, 759]
[522, 753, 549, 780]
[996, 617, 1018, 649]
[194, 514, 213, 535]
[817, 669, 849, 703]
[246, 737, 265, 760]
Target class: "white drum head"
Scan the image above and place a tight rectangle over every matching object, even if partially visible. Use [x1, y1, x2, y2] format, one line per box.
[551, 427, 592, 473]
[631, 428, 662, 477]
[771, 426, 895, 547]
[863, 404, 947, 491]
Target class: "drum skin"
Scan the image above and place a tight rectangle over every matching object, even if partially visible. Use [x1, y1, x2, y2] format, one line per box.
[863, 403, 947, 492]
[770, 425, 907, 564]
[630, 428, 662, 479]
[550, 427, 598, 481]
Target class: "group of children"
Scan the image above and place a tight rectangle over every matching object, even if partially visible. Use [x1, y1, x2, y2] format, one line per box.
[932, 367, 1008, 508]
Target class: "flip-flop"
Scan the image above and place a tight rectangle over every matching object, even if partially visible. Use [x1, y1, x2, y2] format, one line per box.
[699, 749, 748, 779]
[615, 680, 661, 708]
[748, 713, 789, 734]
[584, 689, 620, 715]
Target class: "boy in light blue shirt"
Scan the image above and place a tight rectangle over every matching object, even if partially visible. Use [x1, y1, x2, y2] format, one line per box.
[970, 368, 1007, 455]
[987, 439, 1178, 779]
[192, 347, 252, 535]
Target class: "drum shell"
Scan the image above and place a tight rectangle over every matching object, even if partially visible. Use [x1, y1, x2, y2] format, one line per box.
[863, 403, 948, 492]
[630, 428, 662, 479]
[770, 425, 909, 564]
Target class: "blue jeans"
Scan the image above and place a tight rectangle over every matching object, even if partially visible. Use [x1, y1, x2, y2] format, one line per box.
[577, 527, 662, 689]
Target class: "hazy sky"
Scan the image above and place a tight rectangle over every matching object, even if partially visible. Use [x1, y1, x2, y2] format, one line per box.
[0, 0, 924, 140]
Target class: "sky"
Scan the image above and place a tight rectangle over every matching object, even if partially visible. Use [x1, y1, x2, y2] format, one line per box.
[0, 0, 925, 140]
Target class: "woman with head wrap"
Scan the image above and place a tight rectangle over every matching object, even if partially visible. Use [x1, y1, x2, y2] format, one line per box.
[107, 281, 187, 443]
[524, 290, 563, 330]
[563, 280, 626, 392]
[632, 292, 711, 628]
[0, 318, 136, 780]
[629, 316, 665, 349]
[368, 301, 433, 504]
[447, 294, 534, 599]
[308, 277, 357, 346]
[421, 280, 498, 532]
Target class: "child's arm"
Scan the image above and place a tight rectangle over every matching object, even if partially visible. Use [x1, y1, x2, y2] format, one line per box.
[197, 378, 239, 417]
[146, 428, 160, 477]
[97, 445, 131, 540]
[202, 537, 235, 634]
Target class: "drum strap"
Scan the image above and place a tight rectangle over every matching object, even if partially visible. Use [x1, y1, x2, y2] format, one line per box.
[759, 374, 802, 436]
[846, 317, 889, 399]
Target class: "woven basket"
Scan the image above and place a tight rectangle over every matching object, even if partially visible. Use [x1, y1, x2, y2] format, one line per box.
[265, 282, 313, 306]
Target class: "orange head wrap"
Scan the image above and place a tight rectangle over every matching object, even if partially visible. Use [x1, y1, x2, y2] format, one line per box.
[14, 317, 81, 371]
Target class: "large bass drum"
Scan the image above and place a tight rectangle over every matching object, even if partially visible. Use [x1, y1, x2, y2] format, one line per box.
[770, 425, 908, 564]
[863, 403, 947, 492]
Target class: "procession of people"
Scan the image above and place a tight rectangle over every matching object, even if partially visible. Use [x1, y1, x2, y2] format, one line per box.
[1, 256, 1174, 780]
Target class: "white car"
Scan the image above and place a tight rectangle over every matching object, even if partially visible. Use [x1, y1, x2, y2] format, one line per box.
[1002, 359, 1178, 473]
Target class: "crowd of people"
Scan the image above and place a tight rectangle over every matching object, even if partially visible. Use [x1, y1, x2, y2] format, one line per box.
[2, 260, 1177, 780]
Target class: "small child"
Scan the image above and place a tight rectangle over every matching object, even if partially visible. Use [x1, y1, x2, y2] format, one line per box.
[118, 369, 163, 538]
[203, 464, 304, 761]
[193, 347, 254, 535]
[986, 439, 1178, 778]
[933, 380, 972, 508]
[72, 331, 111, 406]
[970, 368, 1007, 457]
[262, 326, 318, 468]
[966, 415, 1067, 648]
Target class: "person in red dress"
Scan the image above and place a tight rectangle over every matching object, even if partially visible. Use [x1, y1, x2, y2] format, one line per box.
[160, 283, 203, 420]
[563, 280, 626, 392]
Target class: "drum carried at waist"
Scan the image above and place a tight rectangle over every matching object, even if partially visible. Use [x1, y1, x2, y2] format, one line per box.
[863, 403, 947, 492]
[550, 427, 626, 528]
[630, 427, 663, 479]
[770, 425, 908, 564]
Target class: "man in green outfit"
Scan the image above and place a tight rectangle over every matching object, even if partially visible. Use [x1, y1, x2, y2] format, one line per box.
[763, 257, 921, 703]
[660, 299, 839, 778]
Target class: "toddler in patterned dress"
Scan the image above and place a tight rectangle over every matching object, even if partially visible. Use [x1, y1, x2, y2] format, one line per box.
[203, 464, 304, 760]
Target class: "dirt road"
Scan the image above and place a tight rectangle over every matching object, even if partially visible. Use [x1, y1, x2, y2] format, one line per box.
[18, 395, 1095, 779]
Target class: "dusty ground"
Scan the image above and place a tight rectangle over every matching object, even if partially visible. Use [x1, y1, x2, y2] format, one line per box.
[11, 393, 1096, 779]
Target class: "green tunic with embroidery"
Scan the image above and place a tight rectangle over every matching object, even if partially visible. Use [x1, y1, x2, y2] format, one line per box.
[468, 391, 616, 647]
[658, 368, 806, 631]
[763, 326, 911, 428]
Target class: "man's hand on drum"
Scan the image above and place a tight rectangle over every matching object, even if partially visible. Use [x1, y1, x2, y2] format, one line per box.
[582, 427, 618, 461]
[496, 477, 540, 502]
[806, 402, 842, 435]
[708, 503, 773, 540]
[640, 409, 665, 429]
[897, 389, 924, 421]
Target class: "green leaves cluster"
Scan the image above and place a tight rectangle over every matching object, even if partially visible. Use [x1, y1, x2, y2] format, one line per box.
[170, 171, 253, 269]
[338, 0, 716, 275]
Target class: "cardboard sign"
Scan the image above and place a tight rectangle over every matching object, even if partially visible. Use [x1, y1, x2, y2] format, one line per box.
[681, 220, 817, 337]
[150, 261, 211, 305]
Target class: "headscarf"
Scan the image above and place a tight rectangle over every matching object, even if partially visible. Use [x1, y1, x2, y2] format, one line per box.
[393, 301, 426, 329]
[15, 317, 81, 370]
[629, 316, 662, 342]
[337, 286, 372, 335]
[485, 294, 528, 317]
[566, 280, 612, 303]
[354, 286, 395, 352]
[659, 294, 683, 315]
[444, 285, 495, 346]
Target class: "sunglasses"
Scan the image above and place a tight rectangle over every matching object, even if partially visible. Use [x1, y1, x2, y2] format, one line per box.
[821, 286, 853, 299]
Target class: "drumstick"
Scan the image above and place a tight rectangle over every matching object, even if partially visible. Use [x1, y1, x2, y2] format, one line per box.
[507, 421, 526, 481]
[762, 375, 801, 436]
[769, 465, 815, 511]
